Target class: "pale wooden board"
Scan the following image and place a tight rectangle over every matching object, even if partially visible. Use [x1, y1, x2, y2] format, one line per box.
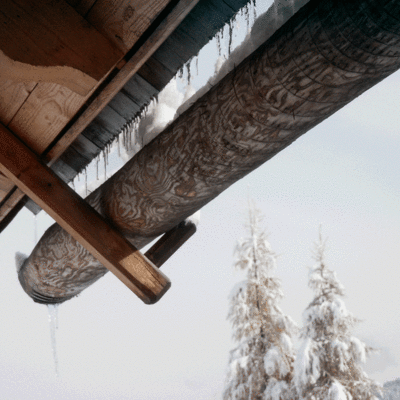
[86, 0, 171, 52]
[8, 82, 91, 155]
[0, 78, 36, 126]
[0, 0, 122, 81]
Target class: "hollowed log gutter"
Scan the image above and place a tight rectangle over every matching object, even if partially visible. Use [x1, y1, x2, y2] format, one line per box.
[18, 0, 400, 304]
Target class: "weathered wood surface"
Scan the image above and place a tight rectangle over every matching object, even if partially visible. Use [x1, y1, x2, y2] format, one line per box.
[0, 0, 183, 227]
[51, 0, 250, 180]
[17, 0, 400, 304]
[0, 123, 170, 304]
[0, 79, 36, 126]
[0, 0, 122, 93]
[86, 0, 171, 52]
[145, 220, 197, 268]
[44, 0, 201, 165]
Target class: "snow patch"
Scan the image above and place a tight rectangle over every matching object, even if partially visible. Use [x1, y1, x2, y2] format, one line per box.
[186, 210, 201, 227]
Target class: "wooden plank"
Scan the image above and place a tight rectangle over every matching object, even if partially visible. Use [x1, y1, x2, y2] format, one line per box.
[0, 79, 36, 126]
[8, 82, 91, 155]
[65, 0, 98, 17]
[0, 174, 16, 202]
[137, 58, 175, 91]
[0, 123, 170, 304]
[0, 0, 122, 86]
[86, 0, 171, 52]
[0, 188, 26, 224]
[44, 0, 201, 164]
[0, 191, 27, 234]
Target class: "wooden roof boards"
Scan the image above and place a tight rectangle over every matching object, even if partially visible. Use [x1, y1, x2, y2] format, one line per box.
[51, 0, 251, 185]
[2, 0, 250, 230]
[0, 0, 250, 300]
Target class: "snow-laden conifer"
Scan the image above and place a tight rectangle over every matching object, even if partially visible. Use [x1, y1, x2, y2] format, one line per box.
[223, 202, 297, 400]
[294, 232, 382, 400]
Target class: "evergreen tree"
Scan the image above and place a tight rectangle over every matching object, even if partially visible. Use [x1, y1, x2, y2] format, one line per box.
[294, 232, 382, 400]
[223, 203, 297, 400]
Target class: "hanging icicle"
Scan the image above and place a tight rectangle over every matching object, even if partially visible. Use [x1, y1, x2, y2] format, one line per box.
[216, 31, 222, 56]
[186, 59, 192, 85]
[96, 155, 99, 180]
[84, 168, 88, 196]
[228, 19, 234, 56]
[33, 215, 38, 245]
[47, 304, 59, 377]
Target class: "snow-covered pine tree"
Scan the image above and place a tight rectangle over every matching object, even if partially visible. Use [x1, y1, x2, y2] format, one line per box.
[223, 202, 297, 400]
[294, 232, 382, 400]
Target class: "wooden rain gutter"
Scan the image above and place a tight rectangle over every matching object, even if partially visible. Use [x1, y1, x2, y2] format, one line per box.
[17, 0, 400, 304]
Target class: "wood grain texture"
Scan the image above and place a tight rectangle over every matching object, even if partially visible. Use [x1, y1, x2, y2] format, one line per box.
[0, 49, 97, 96]
[0, 123, 170, 304]
[45, 0, 201, 164]
[0, 79, 36, 126]
[65, 0, 98, 17]
[8, 82, 90, 155]
[0, 188, 25, 222]
[17, 0, 400, 304]
[87, 0, 170, 52]
[145, 220, 196, 268]
[0, 0, 122, 82]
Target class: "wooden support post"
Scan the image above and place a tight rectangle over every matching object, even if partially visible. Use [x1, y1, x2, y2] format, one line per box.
[145, 220, 197, 268]
[0, 123, 170, 304]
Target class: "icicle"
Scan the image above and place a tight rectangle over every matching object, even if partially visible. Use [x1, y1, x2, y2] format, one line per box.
[72, 179, 75, 191]
[216, 31, 222, 56]
[245, 3, 250, 33]
[273, 0, 279, 29]
[253, 0, 257, 20]
[103, 149, 107, 181]
[84, 167, 88, 196]
[47, 304, 59, 377]
[186, 60, 191, 85]
[195, 56, 199, 76]
[228, 19, 234, 56]
[96, 155, 99, 180]
[33, 215, 38, 245]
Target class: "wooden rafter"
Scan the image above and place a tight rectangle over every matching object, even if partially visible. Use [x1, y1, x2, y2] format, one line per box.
[0, 123, 170, 304]
[0, 0, 200, 234]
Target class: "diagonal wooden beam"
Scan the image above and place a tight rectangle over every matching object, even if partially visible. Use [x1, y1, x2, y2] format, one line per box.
[0, 122, 170, 304]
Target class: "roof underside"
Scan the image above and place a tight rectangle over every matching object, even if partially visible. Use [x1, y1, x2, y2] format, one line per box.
[0, 0, 250, 227]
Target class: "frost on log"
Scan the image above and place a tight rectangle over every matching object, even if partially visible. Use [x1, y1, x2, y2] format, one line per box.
[18, 0, 400, 304]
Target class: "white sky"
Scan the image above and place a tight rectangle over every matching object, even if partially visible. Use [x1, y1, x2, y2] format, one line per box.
[1, 1, 399, 398]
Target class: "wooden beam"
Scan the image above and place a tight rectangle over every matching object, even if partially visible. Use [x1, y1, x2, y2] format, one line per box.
[44, 0, 201, 164]
[145, 220, 196, 268]
[0, 123, 170, 304]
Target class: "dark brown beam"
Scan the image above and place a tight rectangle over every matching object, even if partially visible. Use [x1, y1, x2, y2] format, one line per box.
[0, 123, 170, 304]
[145, 220, 197, 268]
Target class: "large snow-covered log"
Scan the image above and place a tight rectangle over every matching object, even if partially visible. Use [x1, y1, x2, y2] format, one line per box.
[19, 0, 400, 304]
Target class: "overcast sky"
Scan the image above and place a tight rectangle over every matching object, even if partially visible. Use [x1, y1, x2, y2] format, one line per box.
[1, 1, 399, 399]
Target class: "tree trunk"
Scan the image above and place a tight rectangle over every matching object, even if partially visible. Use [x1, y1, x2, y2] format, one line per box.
[19, 0, 400, 303]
